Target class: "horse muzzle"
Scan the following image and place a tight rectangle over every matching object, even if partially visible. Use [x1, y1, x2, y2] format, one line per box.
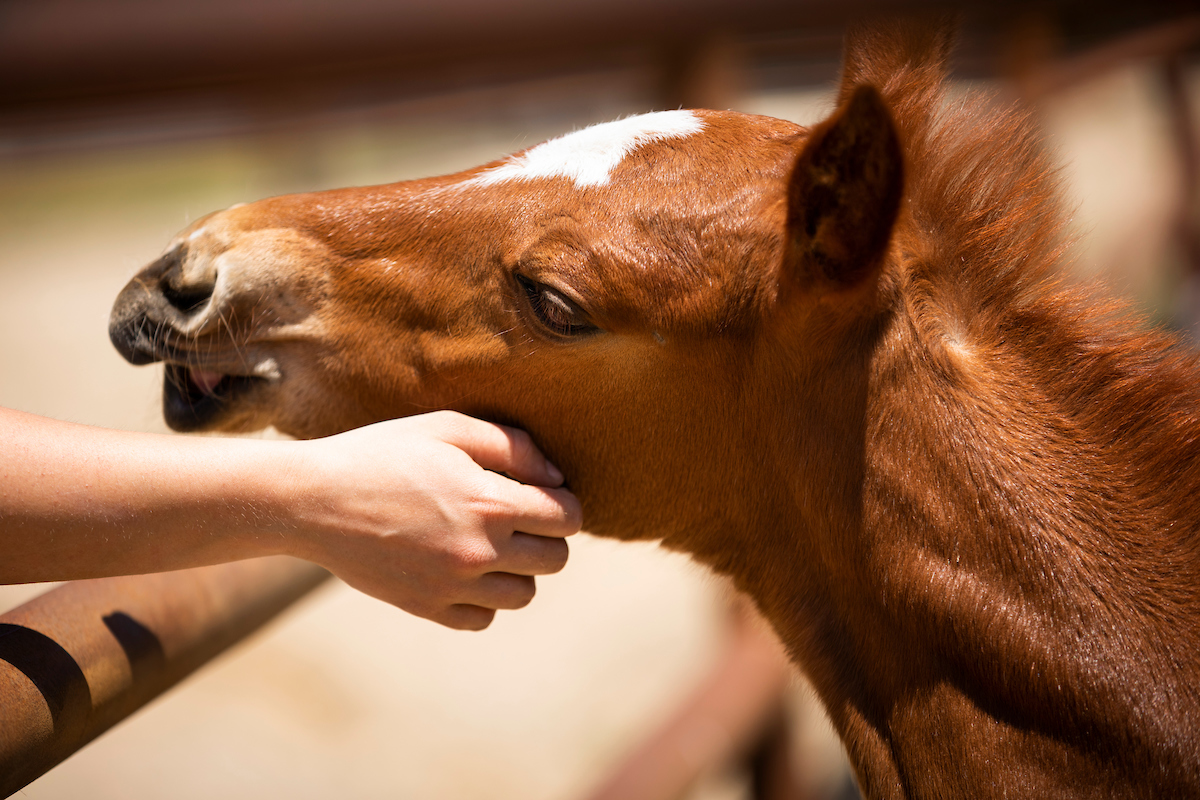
[109, 252, 276, 432]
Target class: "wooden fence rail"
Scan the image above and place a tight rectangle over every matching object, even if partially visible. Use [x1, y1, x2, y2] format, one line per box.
[0, 558, 330, 796]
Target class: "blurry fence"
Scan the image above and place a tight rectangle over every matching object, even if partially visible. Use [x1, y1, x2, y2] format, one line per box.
[2, 0, 1192, 154]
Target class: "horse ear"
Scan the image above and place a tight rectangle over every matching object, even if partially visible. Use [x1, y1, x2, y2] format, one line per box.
[786, 84, 903, 290]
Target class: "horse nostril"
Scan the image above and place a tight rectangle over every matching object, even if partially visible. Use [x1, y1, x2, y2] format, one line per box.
[161, 281, 213, 314]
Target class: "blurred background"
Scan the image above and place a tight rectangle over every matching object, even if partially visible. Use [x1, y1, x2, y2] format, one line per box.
[1, 1, 1197, 798]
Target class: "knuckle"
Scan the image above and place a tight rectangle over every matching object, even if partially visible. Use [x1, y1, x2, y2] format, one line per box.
[429, 409, 458, 425]
[508, 427, 534, 458]
[429, 409, 468, 438]
[474, 483, 521, 526]
[422, 409, 452, 430]
[474, 478, 509, 511]
[449, 541, 498, 575]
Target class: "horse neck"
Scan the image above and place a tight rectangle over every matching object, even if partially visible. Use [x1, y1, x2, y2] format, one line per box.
[722, 283, 1200, 797]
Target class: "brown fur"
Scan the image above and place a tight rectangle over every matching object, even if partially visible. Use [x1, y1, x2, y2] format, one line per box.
[110, 22, 1200, 798]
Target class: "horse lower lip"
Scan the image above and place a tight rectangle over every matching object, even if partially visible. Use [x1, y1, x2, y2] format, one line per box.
[162, 364, 260, 431]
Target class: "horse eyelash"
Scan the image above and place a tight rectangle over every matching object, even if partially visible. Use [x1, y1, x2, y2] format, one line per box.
[516, 275, 598, 337]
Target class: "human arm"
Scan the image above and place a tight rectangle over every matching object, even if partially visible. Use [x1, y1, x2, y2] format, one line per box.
[0, 407, 580, 629]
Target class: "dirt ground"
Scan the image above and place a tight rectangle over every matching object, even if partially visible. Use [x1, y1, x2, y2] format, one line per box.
[1, 64, 1195, 799]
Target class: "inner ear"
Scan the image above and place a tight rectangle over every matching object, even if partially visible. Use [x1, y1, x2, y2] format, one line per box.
[786, 84, 904, 289]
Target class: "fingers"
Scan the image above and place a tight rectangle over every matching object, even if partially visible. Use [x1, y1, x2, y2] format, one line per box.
[496, 483, 582, 538]
[423, 538, 560, 627]
[470, 571, 538, 610]
[495, 532, 569, 576]
[369, 570, 537, 631]
[438, 604, 496, 631]
[473, 464, 581, 537]
[429, 411, 565, 488]
[313, 411, 583, 631]
[444, 526, 567, 583]
[426, 574, 538, 631]
[419, 411, 584, 534]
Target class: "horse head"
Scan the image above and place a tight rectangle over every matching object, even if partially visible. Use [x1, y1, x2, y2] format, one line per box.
[110, 93, 902, 551]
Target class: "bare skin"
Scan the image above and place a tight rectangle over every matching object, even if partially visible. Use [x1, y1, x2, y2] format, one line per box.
[0, 407, 581, 630]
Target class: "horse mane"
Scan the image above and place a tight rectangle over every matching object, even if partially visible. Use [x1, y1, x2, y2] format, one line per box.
[847, 20, 1200, 617]
[817, 28, 1200, 780]
[842, 21, 1068, 311]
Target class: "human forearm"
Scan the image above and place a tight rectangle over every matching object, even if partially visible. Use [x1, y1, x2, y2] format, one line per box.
[0, 408, 582, 629]
[0, 407, 290, 582]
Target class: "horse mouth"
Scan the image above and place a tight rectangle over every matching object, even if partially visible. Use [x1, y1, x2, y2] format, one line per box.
[163, 364, 265, 431]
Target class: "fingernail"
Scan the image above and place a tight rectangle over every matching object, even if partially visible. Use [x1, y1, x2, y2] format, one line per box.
[545, 460, 564, 484]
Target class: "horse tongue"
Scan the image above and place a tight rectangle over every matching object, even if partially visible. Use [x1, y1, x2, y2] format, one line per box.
[189, 369, 225, 394]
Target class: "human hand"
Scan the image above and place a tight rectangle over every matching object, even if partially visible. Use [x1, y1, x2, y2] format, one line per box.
[285, 411, 581, 630]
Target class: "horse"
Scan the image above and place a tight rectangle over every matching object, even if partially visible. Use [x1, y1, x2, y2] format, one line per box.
[109, 22, 1200, 799]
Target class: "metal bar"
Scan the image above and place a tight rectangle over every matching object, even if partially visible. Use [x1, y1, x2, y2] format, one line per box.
[580, 600, 793, 800]
[0, 557, 330, 797]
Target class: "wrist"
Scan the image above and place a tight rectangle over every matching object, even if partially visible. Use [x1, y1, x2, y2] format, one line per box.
[245, 438, 332, 565]
[199, 436, 312, 563]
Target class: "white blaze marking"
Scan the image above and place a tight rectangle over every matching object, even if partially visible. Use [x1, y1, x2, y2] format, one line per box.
[465, 110, 705, 189]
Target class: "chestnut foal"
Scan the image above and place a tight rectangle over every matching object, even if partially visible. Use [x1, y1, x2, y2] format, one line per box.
[110, 24, 1200, 799]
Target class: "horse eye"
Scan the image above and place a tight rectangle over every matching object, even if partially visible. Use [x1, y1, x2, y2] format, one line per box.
[517, 275, 598, 337]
